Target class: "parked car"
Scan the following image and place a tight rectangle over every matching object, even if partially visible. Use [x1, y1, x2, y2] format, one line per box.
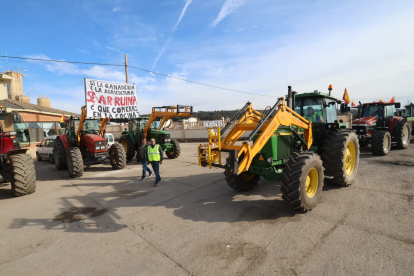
[36, 135, 56, 164]
[104, 133, 115, 149]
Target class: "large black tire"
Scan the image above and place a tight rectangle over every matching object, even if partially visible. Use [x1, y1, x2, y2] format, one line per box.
[10, 154, 36, 196]
[224, 166, 260, 192]
[66, 147, 84, 178]
[119, 135, 136, 161]
[321, 130, 360, 187]
[109, 143, 126, 170]
[53, 137, 67, 170]
[165, 139, 181, 159]
[281, 151, 324, 211]
[36, 152, 42, 161]
[371, 130, 391, 156]
[394, 121, 411, 149]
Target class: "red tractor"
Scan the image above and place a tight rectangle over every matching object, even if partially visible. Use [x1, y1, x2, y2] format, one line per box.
[0, 123, 36, 196]
[352, 100, 411, 155]
[53, 106, 126, 178]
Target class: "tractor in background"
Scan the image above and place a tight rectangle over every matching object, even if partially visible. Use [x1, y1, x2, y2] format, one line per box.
[0, 115, 36, 196]
[404, 103, 414, 135]
[53, 106, 126, 178]
[198, 85, 360, 212]
[352, 100, 411, 155]
[120, 105, 193, 161]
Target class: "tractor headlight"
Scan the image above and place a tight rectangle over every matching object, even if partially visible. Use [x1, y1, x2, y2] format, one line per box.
[267, 157, 273, 164]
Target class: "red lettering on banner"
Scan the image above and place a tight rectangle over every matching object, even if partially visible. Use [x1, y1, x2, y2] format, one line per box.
[132, 96, 137, 105]
[120, 97, 126, 106]
[98, 95, 106, 105]
[86, 91, 95, 103]
[107, 96, 113, 106]
[114, 97, 121, 106]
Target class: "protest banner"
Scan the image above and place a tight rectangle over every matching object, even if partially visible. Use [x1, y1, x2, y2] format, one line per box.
[84, 78, 139, 119]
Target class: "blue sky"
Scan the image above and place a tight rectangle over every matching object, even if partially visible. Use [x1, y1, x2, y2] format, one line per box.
[1, 0, 414, 113]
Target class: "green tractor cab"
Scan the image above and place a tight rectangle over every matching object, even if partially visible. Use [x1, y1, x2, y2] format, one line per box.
[120, 116, 180, 161]
[404, 103, 414, 135]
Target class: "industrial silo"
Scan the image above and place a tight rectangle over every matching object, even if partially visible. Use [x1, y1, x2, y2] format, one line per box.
[37, 97, 51, 108]
[5, 71, 24, 101]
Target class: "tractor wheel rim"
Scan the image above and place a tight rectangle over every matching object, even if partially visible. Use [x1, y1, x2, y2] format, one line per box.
[383, 135, 389, 151]
[306, 168, 318, 198]
[241, 173, 254, 181]
[403, 126, 409, 145]
[345, 141, 356, 176]
[121, 140, 128, 153]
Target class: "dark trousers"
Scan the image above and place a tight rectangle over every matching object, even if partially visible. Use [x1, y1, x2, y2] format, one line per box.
[150, 161, 161, 182]
[142, 161, 153, 178]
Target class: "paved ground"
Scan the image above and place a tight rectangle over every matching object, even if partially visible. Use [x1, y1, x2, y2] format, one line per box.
[1, 140, 414, 276]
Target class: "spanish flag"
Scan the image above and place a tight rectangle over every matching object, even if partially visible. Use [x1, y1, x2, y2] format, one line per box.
[390, 96, 395, 103]
[352, 101, 357, 107]
[342, 88, 351, 104]
[60, 114, 66, 123]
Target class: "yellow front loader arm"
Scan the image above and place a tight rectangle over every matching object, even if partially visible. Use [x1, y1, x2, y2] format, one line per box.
[198, 98, 313, 174]
[143, 105, 193, 139]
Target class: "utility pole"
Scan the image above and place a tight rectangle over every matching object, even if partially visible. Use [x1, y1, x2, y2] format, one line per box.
[125, 54, 129, 83]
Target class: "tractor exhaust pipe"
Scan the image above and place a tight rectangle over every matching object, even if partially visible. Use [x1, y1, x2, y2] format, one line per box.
[287, 86, 293, 109]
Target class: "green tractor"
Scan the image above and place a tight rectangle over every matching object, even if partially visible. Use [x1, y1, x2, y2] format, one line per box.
[119, 105, 193, 161]
[404, 103, 414, 135]
[198, 85, 360, 211]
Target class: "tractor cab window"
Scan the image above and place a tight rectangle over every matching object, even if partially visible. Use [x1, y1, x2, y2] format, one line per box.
[384, 105, 396, 118]
[405, 106, 411, 117]
[300, 98, 325, 123]
[139, 119, 149, 131]
[74, 120, 100, 134]
[361, 105, 384, 119]
[324, 100, 337, 123]
[130, 119, 139, 132]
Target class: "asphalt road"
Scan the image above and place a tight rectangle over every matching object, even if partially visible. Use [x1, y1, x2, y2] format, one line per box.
[0, 140, 413, 276]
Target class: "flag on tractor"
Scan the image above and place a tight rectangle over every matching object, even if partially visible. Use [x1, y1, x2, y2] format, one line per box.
[390, 96, 395, 103]
[342, 88, 351, 104]
[60, 114, 66, 123]
[352, 101, 357, 107]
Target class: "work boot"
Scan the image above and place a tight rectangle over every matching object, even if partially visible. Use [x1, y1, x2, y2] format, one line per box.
[154, 181, 159, 186]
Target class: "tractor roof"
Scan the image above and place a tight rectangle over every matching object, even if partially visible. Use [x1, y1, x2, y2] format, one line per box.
[295, 91, 338, 101]
[362, 101, 396, 106]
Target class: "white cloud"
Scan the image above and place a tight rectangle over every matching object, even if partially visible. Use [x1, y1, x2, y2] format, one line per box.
[26, 54, 81, 75]
[173, 0, 193, 32]
[223, 29, 230, 32]
[112, 7, 121, 12]
[251, 25, 257, 28]
[151, 0, 193, 70]
[211, 0, 245, 27]
[237, 27, 245, 32]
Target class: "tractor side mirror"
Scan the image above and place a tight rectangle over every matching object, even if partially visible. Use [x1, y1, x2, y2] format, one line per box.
[395, 102, 401, 108]
[60, 122, 67, 128]
[340, 103, 348, 112]
[13, 113, 22, 123]
[24, 129, 29, 136]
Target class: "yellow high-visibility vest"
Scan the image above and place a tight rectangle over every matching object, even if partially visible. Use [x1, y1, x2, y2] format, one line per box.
[147, 145, 161, 162]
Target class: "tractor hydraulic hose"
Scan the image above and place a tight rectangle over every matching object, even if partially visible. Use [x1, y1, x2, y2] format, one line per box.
[220, 102, 251, 136]
[247, 99, 281, 142]
[288, 126, 309, 149]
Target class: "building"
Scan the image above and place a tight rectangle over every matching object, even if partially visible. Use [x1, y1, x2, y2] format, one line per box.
[0, 99, 79, 147]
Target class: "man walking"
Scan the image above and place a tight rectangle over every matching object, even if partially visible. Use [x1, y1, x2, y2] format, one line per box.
[138, 138, 153, 180]
[146, 138, 163, 186]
